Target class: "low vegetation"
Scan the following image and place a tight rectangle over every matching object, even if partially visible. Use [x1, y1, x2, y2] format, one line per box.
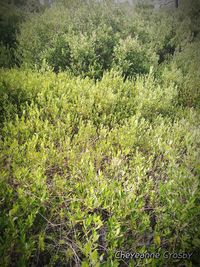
[0, 0, 200, 266]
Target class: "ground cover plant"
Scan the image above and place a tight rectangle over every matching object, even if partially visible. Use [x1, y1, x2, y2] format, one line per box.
[0, 0, 200, 266]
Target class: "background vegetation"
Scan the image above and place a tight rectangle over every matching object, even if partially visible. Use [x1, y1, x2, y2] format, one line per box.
[0, 0, 200, 266]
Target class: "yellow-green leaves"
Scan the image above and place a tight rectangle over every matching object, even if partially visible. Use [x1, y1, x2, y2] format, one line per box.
[0, 68, 199, 267]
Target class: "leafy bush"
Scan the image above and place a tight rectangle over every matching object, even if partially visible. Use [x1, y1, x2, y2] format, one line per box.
[16, 5, 70, 67]
[0, 43, 14, 68]
[162, 41, 200, 108]
[67, 26, 117, 79]
[112, 36, 154, 78]
[41, 34, 72, 73]
[16, 1, 177, 79]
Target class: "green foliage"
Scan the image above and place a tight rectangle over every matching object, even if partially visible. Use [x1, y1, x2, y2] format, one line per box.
[0, 1, 23, 47]
[16, 0, 195, 79]
[162, 40, 200, 108]
[16, 3, 126, 78]
[0, 43, 14, 68]
[112, 36, 154, 78]
[0, 1, 200, 266]
[0, 0, 44, 68]
[0, 69, 199, 266]
[15, 2, 159, 78]
[67, 25, 118, 79]
[41, 34, 72, 73]
[16, 5, 70, 67]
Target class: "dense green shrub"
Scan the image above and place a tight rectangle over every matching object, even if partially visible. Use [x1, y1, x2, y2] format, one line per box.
[0, 1, 23, 47]
[0, 0, 45, 67]
[41, 34, 72, 73]
[0, 1, 24, 67]
[0, 1, 200, 266]
[16, 5, 70, 67]
[0, 44, 14, 68]
[0, 69, 199, 267]
[67, 25, 118, 79]
[112, 36, 154, 78]
[16, 1, 179, 79]
[161, 40, 200, 108]
[3, 0, 200, 79]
